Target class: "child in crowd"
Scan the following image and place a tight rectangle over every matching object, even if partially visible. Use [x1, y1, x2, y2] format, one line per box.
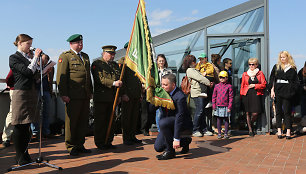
[212, 71, 233, 139]
[195, 53, 214, 97]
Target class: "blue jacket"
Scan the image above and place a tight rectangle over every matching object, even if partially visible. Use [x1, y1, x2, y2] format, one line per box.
[160, 87, 193, 139]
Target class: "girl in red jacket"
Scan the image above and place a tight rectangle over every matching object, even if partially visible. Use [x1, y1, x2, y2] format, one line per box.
[240, 58, 267, 137]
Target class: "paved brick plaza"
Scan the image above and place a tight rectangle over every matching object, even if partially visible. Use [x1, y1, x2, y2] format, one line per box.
[1, 134, 306, 174]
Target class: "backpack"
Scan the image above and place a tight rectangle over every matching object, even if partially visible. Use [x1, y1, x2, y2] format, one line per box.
[181, 75, 191, 95]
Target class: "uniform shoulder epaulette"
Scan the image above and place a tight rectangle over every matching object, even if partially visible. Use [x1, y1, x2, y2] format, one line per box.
[63, 50, 71, 54]
[93, 57, 102, 62]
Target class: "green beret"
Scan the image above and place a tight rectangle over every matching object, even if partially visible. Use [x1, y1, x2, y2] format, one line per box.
[124, 42, 129, 49]
[198, 53, 207, 58]
[102, 45, 117, 53]
[67, 34, 83, 42]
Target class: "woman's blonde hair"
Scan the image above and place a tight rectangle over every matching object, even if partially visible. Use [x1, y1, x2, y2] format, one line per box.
[277, 51, 296, 70]
[248, 58, 259, 65]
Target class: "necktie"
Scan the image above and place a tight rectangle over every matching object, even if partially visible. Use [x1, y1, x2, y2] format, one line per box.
[77, 53, 83, 64]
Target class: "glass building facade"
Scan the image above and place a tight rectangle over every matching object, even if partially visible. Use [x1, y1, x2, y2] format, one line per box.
[116, 0, 270, 133]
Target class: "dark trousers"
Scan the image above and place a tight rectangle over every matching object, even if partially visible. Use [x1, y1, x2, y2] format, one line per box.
[275, 95, 292, 129]
[154, 117, 192, 152]
[121, 98, 140, 141]
[94, 101, 115, 147]
[141, 102, 156, 133]
[13, 123, 31, 163]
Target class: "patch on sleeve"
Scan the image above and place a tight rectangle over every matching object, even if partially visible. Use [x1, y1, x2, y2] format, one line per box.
[92, 65, 96, 70]
[59, 58, 62, 63]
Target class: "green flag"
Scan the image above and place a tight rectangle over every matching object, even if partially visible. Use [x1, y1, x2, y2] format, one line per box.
[125, 0, 174, 110]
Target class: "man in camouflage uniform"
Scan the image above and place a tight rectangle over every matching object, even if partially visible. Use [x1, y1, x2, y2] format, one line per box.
[91, 45, 122, 149]
[56, 34, 93, 156]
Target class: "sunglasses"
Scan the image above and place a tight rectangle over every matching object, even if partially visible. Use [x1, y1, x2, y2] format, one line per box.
[219, 76, 226, 79]
[249, 63, 256, 66]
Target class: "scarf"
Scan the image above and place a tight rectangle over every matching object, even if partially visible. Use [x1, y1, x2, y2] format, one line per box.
[247, 68, 259, 81]
[283, 64, 292, 73]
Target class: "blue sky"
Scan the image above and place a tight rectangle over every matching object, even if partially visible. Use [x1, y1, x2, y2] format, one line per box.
[0, 0, 305, 87]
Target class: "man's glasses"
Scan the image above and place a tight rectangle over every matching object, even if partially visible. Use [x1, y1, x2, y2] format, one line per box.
[249, 63, 256, 66]
[219, 76, 226, 79]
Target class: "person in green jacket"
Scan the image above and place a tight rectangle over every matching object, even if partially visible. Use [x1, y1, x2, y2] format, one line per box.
[91, 45, 122, 150]
[56, 34, 93, 156]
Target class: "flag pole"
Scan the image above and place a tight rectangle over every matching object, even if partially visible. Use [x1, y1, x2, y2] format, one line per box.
[104, 0, 140, 145]
[104, 60, 126, 144]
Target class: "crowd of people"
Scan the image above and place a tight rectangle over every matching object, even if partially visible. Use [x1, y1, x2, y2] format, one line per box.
[1, 33, 306, 164]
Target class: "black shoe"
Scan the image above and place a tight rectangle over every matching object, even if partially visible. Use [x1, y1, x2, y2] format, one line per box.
[16, 158, 31, 166]
[69, 148, 79, 156]
[180, 145, 189, 154]
[24, 151, 32, 162]
[43, 134, 56, 139]
[123, 141, 134, 145]
[157, 151, 175, 160]
[132, 137, 142, 144]
[143, 131, 150, 136]
[249, 132, 254, 137]
[2, 140, 11, 147]
[286, 136, 292, 140]
[16, 153, 32, 166]
[277, 135, 283, 139]
[31, 135, 39, 142]
[100, 144, 117, 150]
[78, 147, 92, 153]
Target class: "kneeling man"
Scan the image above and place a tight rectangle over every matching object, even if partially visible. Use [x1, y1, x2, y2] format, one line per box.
[154, 74, 193, 160]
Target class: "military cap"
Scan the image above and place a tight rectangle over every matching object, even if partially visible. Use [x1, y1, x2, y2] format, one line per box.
[67, 34, 83, 42]
[124, 42, 129, 49]
[198, 53, 207, 59]
[102, 45, 117, 53]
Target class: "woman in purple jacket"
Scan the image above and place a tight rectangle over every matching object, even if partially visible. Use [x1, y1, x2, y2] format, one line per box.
[212, 71, 233, 139]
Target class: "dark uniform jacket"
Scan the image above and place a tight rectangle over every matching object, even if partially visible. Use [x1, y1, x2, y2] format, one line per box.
[56, 49, 92, 99]
[9, 51, 38, 125]
[9, 52, 36, 90]
[91, 58, 121, 102]
[160, 87, 193, 139]
[122, 66, 142, 99]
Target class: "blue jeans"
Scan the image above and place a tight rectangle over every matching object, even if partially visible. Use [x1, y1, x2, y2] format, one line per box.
[192, 97, 208, 133]
[156, 107, 162, 132]
[31, 91, 51, 135]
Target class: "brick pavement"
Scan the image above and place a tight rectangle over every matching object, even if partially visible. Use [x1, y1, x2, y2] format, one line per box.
[0, 134, 306, 174]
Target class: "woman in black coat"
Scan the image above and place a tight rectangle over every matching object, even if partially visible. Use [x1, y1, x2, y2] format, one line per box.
[269, 51, 298, 140]
[9, 34, 42, 165]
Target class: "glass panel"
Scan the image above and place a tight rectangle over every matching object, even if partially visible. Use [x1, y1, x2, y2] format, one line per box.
[208, 37, 260, 130]
[155, 30, 205, 70]
[207, 7, 264, 34]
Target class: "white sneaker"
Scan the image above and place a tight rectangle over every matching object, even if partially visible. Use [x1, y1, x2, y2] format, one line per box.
[205, 102, 212, 108]
[192, 131, 203, 137]
[198, 93, 207, 98]
[203, 131, 213, 136]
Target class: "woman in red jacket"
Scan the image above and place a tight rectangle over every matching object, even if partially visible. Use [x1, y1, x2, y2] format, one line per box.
[240, 58, 266, 137]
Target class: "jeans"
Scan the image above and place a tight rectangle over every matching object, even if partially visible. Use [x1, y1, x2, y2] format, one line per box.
[156, 107, 162, 132]
[192, 97, 208, 133]
[31, 91, 51, 135]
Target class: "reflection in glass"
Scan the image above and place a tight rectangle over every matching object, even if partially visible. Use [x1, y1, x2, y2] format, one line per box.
[207, 7, 264, 34]
[155, 30, 205, 71]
